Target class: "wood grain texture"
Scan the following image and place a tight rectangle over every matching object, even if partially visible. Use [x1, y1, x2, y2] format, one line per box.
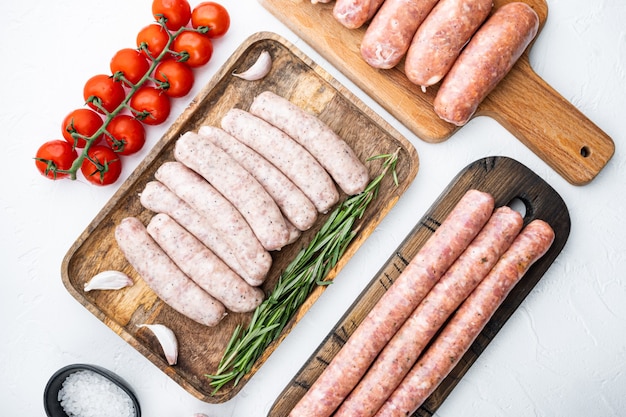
[60, 32, 419, 403]
[269, 156, 570, 417]
[259, 0, 615, 185]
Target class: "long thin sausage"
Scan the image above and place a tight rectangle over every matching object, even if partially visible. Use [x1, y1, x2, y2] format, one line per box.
[139, 180, 253, 285]
[155, 161, 271, 286]
[114, 217, 227, 327]
[198, 124, 318, 231]
[146, 213, 265, 313]
[288, 189, 495, 417]
[433, 2, 539, 126]
[333, 0, 385, 29]
[405, 0, 493, 89]
[335, 205, 523, 416]
[360, 0, 439, 69]
[249, 91, 370, 196]
[174, 131, 290, 251]
[221, 108, 339, 213]
[375, 219, 555, 416]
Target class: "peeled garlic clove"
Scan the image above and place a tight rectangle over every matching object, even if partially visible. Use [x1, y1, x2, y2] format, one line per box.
[138, 323, 178, 366]
[84, 270, 133, 292]
[232, 50, 272, 81]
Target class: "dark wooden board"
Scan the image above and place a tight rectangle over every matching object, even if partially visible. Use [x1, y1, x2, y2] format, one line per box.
[60, 32, 419, 403]
[259, 0, 615, 185]
[269, 155, 570, 416]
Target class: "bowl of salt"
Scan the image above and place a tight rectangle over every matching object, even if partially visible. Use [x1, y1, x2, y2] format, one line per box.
[44, 363, 141, 417]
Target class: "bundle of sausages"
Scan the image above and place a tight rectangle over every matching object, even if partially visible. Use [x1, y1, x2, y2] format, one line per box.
[114, 91, 370, 327]
[321, 0, 540, 126]
[289, 189, 555, 416]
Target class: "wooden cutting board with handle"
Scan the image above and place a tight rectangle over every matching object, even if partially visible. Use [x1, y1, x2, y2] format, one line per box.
[259, 0, 615, 185]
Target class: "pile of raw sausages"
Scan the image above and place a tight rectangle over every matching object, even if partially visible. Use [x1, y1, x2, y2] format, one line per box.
[114, 90, 370, 327]
[289, 189, 555, 416]
[315, 0, 540, 126]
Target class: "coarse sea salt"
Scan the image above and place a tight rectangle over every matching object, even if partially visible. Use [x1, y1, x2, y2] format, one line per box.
[58, 369, 135, 417]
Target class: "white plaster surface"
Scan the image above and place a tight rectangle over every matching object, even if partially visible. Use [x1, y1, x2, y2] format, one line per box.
[1, 0, 624, 416]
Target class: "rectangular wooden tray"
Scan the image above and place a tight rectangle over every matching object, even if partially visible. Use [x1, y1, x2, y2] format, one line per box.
[60, 32, 419, 403]
[259, 0, 614, 185]
[269, 156, 570, 416]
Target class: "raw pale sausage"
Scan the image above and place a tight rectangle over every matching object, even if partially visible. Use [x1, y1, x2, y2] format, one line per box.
[198, 124, 318, 231]
[114, 217, 227, 327]
[221, 108, 339, 213]
[155, 161, 271, 286]
[360, 0, 439, 69]
[288, 189, 495, 417]
[375, 219, 555, 416]
[433, 2, 539, 126]
[139, 180, 253, 285]
[335, 205, 523, 416]
[333, 0, 385, 29]
[405, 0, 493, 89]
[174, 131, 290, 251]
[249, 91, 370, 195]
[146, 213, 265, 313]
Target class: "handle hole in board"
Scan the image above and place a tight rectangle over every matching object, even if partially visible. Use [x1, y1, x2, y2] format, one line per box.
[580, 146, 591, 158]
[507, 197, 528, 218]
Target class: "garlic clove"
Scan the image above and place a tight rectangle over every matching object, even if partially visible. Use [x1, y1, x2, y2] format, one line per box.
[232, 50, 272, 81]
[137, 324, 178, 366]
[84, 270, 133, 292]
[193, 414, 209, 417]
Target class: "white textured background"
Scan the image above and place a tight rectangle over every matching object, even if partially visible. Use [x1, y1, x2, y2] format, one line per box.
[1, 0, 625, 416]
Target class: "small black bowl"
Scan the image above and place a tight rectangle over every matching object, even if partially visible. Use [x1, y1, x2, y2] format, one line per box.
[43, 363, 141, 417]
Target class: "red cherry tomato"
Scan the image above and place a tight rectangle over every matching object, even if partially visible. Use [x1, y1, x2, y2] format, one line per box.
[110, 48, 151, 86]
[62, 108, 104, 148]
[105, 115, 146, 155]
[83, 74, 126, 114]
[191, 2, 230, 39]
[152, 0, 191, 31]
[129, 86, 171, 125]
[81, 145, 122, 186]
[154, 59, 194, 97]
[35, 140, 78, 180]
[172, 31, 213, 68]
[136, 24, 171, 60]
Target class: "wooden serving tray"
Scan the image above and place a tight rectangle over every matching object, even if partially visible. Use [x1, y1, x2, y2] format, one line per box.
[259, 0, 615, 186]
[60, 32, 419, 403]
[269, 156, 571, 416]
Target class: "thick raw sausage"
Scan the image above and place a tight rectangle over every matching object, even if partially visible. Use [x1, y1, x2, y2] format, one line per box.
[221, 108, 339, 213]
[146, 213, 265, 313]
[375, 219, 555, 416]
[405, 0, 493, 89]
[114, 217, 227, 327]
[198, 124, 318, 231]
[139, 180, 253, 285]
[249, 91, 370, 195]
[433, 2, 539, 126]
[360, 0, 439, 69]
[288, 189, 495, 417]
[333, 0, 385, 29]
[155, 161, 271, 286]
[335, 205, 523, 416]
[174, 131, 290, 251]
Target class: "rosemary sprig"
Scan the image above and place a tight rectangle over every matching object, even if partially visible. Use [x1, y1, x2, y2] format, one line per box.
[206, 148, 401, 393]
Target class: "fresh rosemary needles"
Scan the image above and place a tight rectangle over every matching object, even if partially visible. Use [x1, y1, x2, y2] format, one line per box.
[206, 149, 400, 393]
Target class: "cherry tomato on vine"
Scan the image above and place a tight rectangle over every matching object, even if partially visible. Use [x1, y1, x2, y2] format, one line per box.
[105, 115, 146, 155]
[154, 59, 194, 97]
[152, 0, 192, 31]
[129, 86, 171, 125]
[136, 24, 171, 60]
[35, 140, 78, 180]
[191, 2, 230, 39]
[172, 31, 213, 68]
[81, 145, 122, 186]
[110, 48, 151, 86]
[62, 108, 104, 148]
[83, 74, 126, 114]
